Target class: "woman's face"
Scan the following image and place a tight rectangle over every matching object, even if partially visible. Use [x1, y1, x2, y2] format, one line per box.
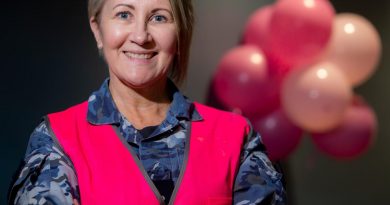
[90, 0, 177, 88]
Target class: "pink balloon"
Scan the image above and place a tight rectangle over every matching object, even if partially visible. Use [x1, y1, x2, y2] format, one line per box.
[323, 13, 382, 86]
[269, 0, 335, 67]
[243, 5, 274, 50]
[311, 97, 377, 159]
[282, 62, 352, 132]
[242, 5, 293, 80]
[213, 45, 280, 115]
[251, 108, 303, 161]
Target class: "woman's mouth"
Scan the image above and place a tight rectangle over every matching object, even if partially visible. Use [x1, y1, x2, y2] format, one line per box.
[123, 51, 157, 59]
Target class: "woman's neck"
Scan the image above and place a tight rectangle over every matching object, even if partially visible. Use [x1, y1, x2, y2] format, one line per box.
[108, 77, 171, 130]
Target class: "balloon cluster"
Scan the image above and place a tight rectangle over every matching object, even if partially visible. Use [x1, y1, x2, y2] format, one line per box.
[210, 0, 381, 161]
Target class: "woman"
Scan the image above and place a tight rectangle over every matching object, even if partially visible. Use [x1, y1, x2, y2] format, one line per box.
[9, 0, 286, 204]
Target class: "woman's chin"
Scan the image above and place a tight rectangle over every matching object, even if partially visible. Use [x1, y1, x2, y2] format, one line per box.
[120, 76, 166, 90]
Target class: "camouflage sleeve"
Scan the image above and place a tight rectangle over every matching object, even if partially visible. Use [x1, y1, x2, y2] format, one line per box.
[233, 122, 287, 205]
[9, 121, 80, 205]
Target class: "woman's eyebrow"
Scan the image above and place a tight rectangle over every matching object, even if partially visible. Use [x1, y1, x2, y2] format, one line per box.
[112, 4, 172, 16]
[151, 8, 171, 13]
[113, 4, 135, 10]
[151, 8, 173, 16]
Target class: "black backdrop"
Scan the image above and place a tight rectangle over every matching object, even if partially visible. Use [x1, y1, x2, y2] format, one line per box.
[1, 1, 107, 203]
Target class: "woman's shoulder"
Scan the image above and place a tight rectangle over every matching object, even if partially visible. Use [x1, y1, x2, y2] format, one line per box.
[8, 120, 79, 204]
[192, 102, 251, 138]
[48, 101, 89, 117]
[25, 120, 56, 157]
[193, 102, 248, 123]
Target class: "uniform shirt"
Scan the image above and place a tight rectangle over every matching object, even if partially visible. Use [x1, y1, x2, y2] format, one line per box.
[9, 79, 286, 205]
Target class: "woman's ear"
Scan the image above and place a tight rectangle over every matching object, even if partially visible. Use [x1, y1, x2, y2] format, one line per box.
[90, 17, 103, 49]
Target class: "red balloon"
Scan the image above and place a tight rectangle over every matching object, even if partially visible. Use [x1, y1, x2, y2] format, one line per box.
[269, 0, 335, 67]
[251, 108, 303, 161]
[213, 45, 280, 115]
[243, 5, 274, 50]
[205, 79, 244, 115]
[311, 97, 377, 160]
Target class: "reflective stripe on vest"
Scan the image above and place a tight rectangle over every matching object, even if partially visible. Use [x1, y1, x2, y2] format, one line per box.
[47, 101, 248, 205]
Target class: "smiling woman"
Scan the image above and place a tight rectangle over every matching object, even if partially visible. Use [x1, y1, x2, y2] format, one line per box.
[91, 0, 178, 90]
[8, 0, 286, 205]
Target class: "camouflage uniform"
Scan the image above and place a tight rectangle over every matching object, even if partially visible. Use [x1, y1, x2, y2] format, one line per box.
[9, 79, 286, 205]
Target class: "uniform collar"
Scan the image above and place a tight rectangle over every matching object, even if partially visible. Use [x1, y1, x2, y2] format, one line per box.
[87, 78, 202, 125]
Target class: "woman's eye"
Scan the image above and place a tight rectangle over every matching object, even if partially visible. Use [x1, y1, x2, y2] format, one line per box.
[117, 11, 130, 19]
[151, 15, 167, 23]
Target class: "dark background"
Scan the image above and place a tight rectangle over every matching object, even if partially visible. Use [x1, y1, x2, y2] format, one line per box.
[1, 0, 389, 204]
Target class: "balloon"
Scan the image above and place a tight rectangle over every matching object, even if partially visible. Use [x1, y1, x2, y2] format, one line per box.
[311, 97, 377, 159]
[242, 5, 292, 80]
[243, 5, 274, 50]
[282, 61, 352, 132]
[322, 13, 382, 86]
[213, 45, 280, 115]
[205, 80, 243, 115]
[251, 108, 303, 161]
[269, 0, 335, 67]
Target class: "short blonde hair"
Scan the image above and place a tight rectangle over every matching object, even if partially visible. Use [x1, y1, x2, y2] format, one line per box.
[88, 0, 194, 86]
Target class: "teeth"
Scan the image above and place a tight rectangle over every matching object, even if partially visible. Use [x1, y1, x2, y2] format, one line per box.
[125, 52, 153, 59]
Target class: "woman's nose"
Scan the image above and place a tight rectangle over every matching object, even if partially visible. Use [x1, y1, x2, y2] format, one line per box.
[130, 22, 151, 45]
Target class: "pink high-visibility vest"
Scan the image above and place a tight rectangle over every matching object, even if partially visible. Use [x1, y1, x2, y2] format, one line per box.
[47, 101, 249, 205]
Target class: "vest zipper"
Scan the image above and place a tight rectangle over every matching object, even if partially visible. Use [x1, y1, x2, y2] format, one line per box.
[112, 126, 167, 205]
[167, 123, 191, 205]
[112, 123, 192, 205]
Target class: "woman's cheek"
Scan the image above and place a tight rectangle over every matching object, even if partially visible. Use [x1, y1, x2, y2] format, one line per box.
[104, 24, 129, 49]
[160, 30, 178, 52]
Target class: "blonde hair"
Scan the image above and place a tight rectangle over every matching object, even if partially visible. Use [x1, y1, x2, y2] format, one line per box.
[88, 0, 194, 86]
